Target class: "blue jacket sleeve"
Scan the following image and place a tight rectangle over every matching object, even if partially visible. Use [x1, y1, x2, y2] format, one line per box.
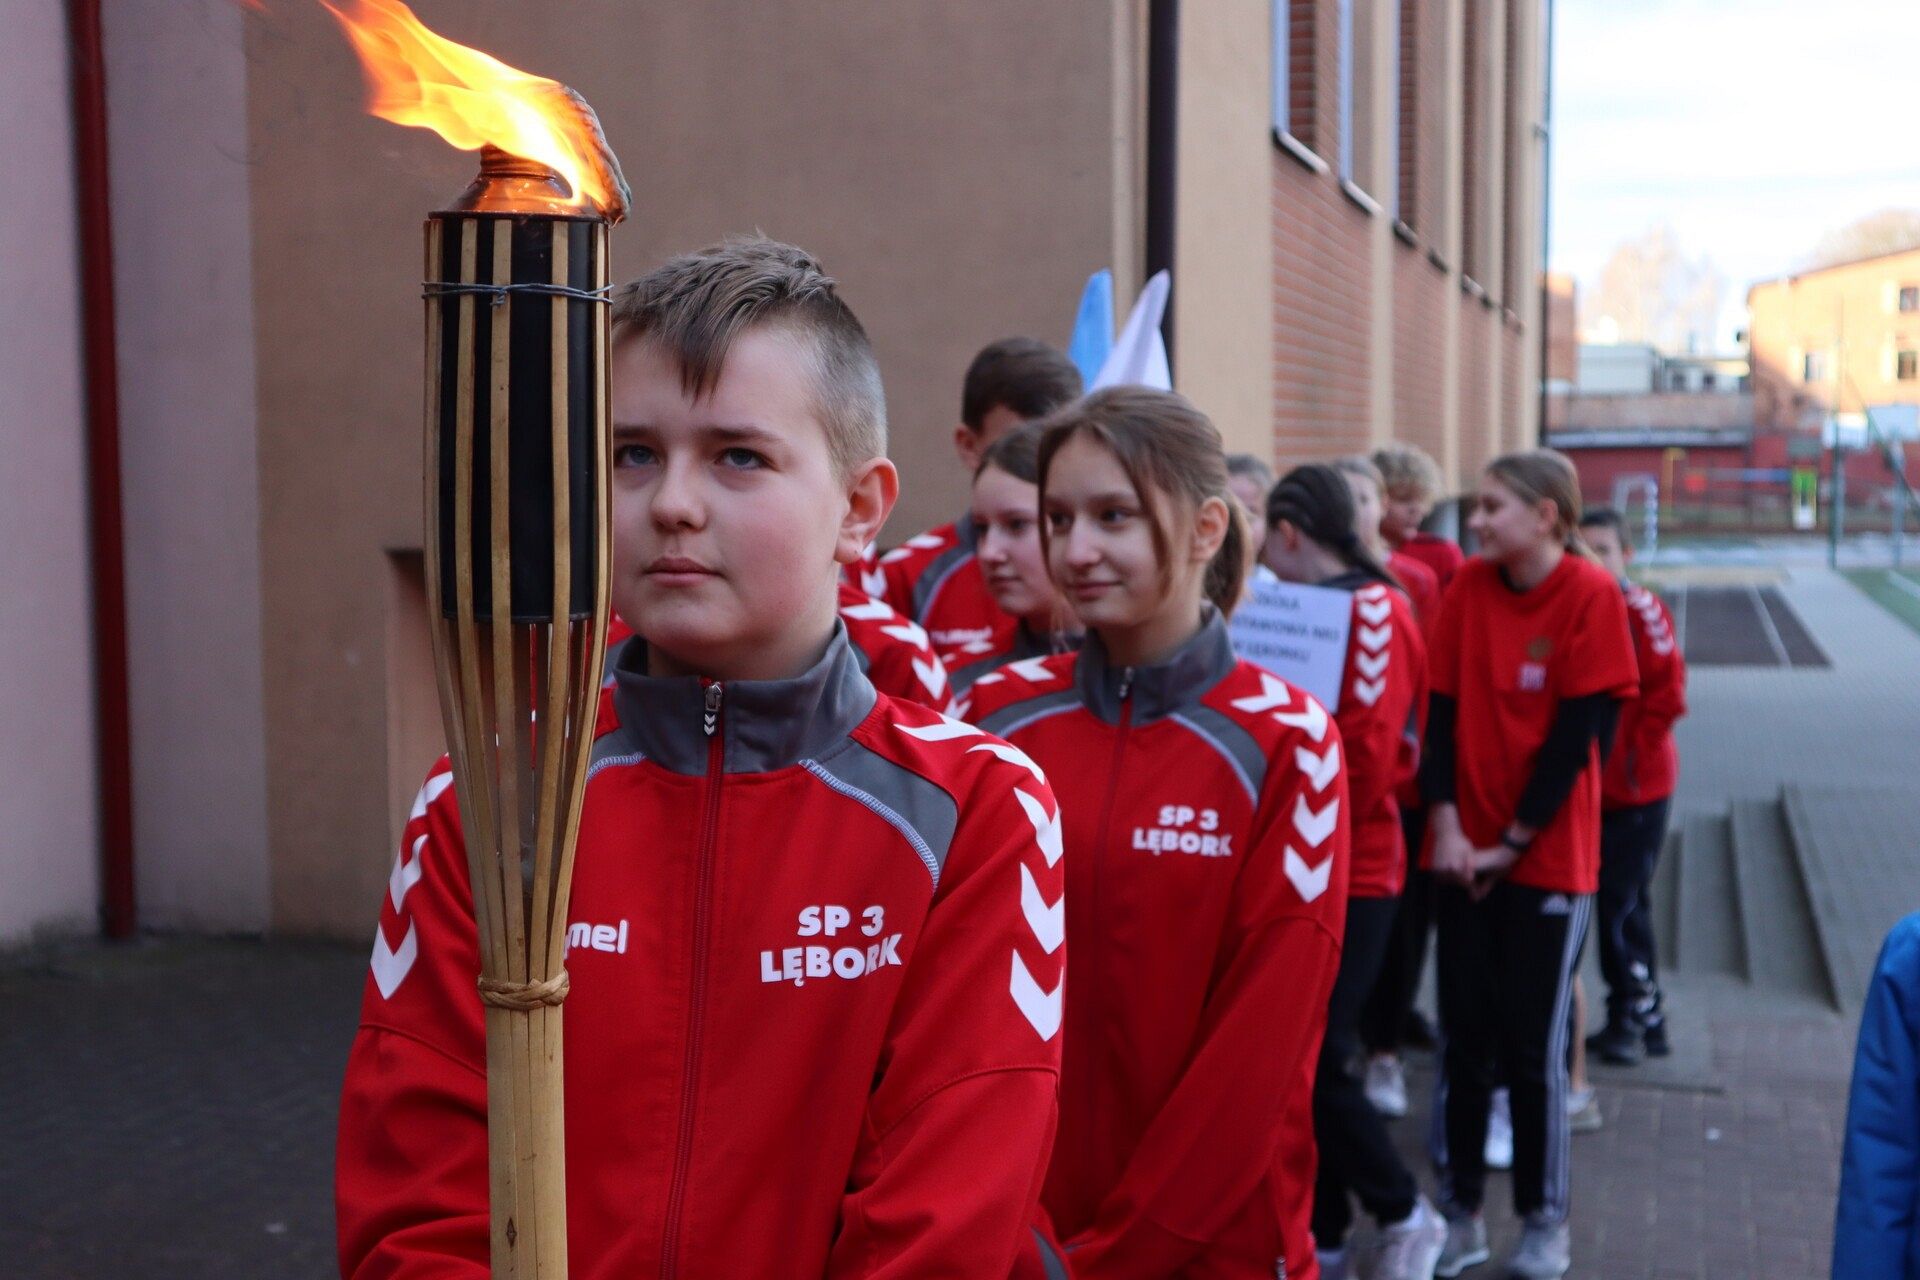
[1834, 914, 1920, 1280]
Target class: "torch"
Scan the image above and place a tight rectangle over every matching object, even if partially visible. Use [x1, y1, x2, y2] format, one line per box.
[328, 3, 632, 1275]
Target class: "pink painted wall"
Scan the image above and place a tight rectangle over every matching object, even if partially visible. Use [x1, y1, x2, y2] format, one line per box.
[0, 5, 102, 944]
[102, 0, 272, 932]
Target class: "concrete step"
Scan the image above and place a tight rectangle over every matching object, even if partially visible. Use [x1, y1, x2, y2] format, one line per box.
[1674, 812, 1744, 978]
[1728, 797, 1839, 1008]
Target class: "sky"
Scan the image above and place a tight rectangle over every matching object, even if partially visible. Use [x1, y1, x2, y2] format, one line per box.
[1549, 0, 1920, 348]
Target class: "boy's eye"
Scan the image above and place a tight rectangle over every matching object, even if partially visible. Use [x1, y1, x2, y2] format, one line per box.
[1046, 510, 1071, 532]
[613, 443, 657, 468]
[719, 447, 767, 470]
[1099, 507, 1134, 526]
[1006, 517, 1032, 536]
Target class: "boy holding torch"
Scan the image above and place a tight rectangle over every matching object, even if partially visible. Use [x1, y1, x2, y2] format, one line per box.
[337, 238, 1066, 1278]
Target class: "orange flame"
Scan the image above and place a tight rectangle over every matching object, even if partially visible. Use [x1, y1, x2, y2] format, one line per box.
[323, 0, 628, 219]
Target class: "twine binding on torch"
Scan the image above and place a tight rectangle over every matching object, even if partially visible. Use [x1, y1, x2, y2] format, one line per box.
[479, 969, 571, 1010]
[423, 280, 615, 307]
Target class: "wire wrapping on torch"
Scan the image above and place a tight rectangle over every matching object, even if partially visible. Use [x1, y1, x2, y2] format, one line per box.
[422, 280, 615, 307]
[478, 968, 571, 1009]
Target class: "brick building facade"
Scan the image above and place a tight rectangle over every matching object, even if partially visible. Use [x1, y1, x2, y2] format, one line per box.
[1268, 0, 1546, 486]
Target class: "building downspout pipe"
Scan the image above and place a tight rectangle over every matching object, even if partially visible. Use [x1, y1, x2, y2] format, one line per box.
[1145, 0, 1179, 371]
[1536, 0, 1556, 446]
[67, 0, 137, 939]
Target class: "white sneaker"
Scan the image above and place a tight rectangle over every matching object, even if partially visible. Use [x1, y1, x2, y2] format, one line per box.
[1483, 1089, 1513, 1171]
[1316, 1245, 1351, 1280]
[1506, 1220, 1571, 1278]
[1368, 1196, 1447, 1280]
[1567, 1085, 1602, 1134]
[1366, 1054, 1410, 1118]
[1433, 1212, 1490, 1277]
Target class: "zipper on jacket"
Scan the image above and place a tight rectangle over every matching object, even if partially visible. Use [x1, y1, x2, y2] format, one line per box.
[1086, 668, 1135, 1029]
[660, 682, 723, 1278]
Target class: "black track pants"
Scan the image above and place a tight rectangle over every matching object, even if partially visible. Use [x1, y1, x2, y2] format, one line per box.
[1430, 879, 1591, 1225]
[1360, 805, 1434, 1052]
[1597, 798, 1670, 1025]
[1313, 893, 1420, 1247]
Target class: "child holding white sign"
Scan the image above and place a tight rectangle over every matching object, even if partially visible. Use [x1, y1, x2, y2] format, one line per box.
[1265, 464, 1444, 1280]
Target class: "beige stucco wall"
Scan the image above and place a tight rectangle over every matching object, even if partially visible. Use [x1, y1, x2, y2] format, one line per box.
[105, 0, 272, 932]
[0, 4, 102, 945]
[242, 1, 1132, 935]
[1749, 248, 1920, 422]
[1172, 0, 1274, 456]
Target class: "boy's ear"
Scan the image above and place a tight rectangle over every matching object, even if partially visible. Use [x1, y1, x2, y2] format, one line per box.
[952, 424, 984, 472]
[1191, 494, 1231, 564]
[836, 457, 899, 566]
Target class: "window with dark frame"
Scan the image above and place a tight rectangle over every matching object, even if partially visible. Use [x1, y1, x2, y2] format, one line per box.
[1900, 285, 1919, 313]
[1274, 0, 1323, 158]
[1804, 352, 1827, 383]
[1899, 350, 1918, 381]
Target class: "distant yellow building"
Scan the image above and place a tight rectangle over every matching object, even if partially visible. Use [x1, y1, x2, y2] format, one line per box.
[1748, 247, 1920, 435]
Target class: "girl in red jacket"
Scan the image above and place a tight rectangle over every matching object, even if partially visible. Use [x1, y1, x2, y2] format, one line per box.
[1263, 465, 1445, 1280]
[950, 424, 1081, 708]
[971, 387, 1351, 1280]
[1420, 450, 1638, 1280]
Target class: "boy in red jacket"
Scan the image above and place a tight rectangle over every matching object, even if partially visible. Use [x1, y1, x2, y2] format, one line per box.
[336, 238, 1065, 1279]
[1577, 507, 1687, 1064]
[864, 337, 1082, 663]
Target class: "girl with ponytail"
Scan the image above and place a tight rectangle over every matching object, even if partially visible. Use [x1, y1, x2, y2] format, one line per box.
[1417, 448, 1639, 1278]
[972, 388, 1351, 1280]
[1264, 466, 1447, 1278]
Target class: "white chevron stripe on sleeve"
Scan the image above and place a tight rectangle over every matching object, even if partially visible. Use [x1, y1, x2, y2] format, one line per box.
[911, 657, 948, 699]
[1355, 650, 1390, 679]
[1273, 695, 1329, 742]
[1295, 740, 1341, 792]
[1353, 676, 1386, 706]
[1014, 787, 1065, 867]
[896, 716, 984, 742]
[371, 920, 419, 999]
[1003, 656, 1059, 684]
[409, 771, 454, 822]
[1231, 672, 1294, 713]
[860, 566, 888, 598]
[389, 834, 427, 913]
[1019, 863, 1065, 953]
[1010, 952, 1063, 1040]
[1292, 794, 1340, 847]
[881, 620, 934, 651]
[969, 740, 1048, 784]
[840, 597, 896, 621]
[1357, 623, 1392, 651]
[1357, 596, 1392, 625]
[1284, 847, 1333, 903]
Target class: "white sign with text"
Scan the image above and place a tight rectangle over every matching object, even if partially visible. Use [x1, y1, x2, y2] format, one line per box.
[1227, 576, 1351, 711]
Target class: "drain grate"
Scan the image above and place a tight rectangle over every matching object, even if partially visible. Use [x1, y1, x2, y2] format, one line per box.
[1669, 585, 1830, 668]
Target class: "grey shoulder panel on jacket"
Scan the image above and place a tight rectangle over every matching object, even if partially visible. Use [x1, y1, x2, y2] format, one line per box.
[801, 740, 960, 891]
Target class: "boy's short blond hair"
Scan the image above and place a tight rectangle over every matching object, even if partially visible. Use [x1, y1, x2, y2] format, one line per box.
[1371, 442, 1444, 501]
[611, 237, 885, 478]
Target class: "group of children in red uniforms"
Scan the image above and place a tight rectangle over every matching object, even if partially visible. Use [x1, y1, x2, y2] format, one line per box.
[337, 236, 1684, 1280]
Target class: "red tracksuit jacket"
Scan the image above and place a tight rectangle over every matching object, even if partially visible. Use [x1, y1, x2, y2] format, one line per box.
[869, 518, 1019, 664]
[336, 625, 1065, 1278]
[1326, 575, 1426, 899]
[1601, 582, 1686, 810]
[969, 613, 1350, 1280]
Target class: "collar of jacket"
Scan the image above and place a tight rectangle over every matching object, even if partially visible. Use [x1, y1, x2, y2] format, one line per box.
[1075, 606, 1237, 725]
[1319, 568, 1375, 593]
[607, 620, 877, 775]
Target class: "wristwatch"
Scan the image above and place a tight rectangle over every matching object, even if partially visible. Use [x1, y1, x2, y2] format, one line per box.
[1500, 829, 1533, 854]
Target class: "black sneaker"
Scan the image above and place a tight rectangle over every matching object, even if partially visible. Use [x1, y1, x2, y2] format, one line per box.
[1642, 1017, 1671, 1058]
[1585, 1021, 1645, 1065]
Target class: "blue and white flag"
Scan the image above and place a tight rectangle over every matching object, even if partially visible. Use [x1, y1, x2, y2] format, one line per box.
[1090, 270, 1172, 393]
